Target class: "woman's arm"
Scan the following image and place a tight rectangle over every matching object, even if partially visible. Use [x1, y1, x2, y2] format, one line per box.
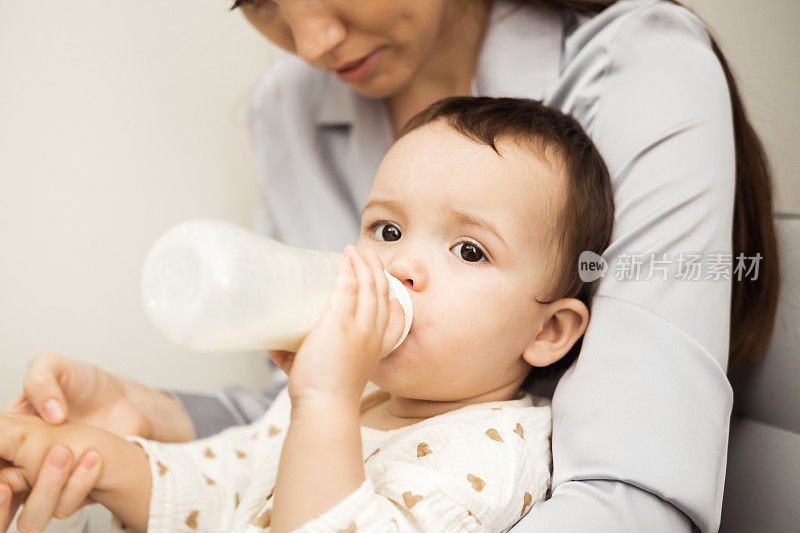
[170, 378, 284, 439]
[521, 3, 736, 531]
[6, 352, 284, 442]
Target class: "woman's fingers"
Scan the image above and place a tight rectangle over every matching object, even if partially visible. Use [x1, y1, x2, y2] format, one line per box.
[0, 468, 29, 533]
[0, 482, 16, 533]
[1, 396, 36, 417]
[15, 444, 73, 533]
[53, 450, 101, 519]
[22, 353, 68, 424]
[0, 448, 102, 530]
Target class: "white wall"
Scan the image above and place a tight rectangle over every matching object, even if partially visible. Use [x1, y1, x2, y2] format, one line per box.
[685, 0, 800, 214]
[1, 0, 798, 406]
[0, 0, 278, 401]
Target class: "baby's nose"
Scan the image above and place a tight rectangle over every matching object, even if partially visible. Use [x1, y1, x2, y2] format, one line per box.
[386, 256, 427, 293]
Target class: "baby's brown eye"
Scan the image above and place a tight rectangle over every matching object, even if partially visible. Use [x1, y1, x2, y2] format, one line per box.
[374, 223, 401, 242]
[452, 242, 485, 263]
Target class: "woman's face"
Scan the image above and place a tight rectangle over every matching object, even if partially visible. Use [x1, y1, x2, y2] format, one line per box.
[235, 0, 458, 98]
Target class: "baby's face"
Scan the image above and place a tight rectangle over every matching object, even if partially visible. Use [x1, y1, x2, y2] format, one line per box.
[357, 122, 566, 401]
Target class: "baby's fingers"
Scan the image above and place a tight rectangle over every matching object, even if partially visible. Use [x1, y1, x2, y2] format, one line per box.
[330, 250, 358, 317]
[350, 247, 378, 328]
[364, 249, 390, 330]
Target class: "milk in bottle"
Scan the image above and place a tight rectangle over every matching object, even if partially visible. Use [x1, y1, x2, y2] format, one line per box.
[141, 219, 413, 353]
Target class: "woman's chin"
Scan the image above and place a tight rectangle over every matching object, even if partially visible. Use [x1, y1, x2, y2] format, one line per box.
[349, 78, 399, 99]
[347, 64, 412, 100]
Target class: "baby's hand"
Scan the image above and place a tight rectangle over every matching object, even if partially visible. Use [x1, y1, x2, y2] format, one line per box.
[287, 245, 405, 406]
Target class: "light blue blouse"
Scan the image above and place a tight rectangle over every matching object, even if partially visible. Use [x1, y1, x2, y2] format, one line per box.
[204, 0, 735, 530]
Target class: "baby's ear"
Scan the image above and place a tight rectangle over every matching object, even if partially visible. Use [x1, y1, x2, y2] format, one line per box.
[522, 298, 589, 368]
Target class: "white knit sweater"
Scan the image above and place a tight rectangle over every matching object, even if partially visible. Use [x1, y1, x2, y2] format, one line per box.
[122, 382, 552, 532]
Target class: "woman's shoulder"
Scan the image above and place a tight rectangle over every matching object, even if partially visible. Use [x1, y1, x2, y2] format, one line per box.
[565, 0, 711, 54]
[552, 1, 731, 162]
[560, 0, 722, 89]
[562, 0, 727, 92]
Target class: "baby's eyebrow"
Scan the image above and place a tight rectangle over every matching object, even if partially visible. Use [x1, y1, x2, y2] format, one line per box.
[361, 198, 404, 218]
[450, 210, 508, 250]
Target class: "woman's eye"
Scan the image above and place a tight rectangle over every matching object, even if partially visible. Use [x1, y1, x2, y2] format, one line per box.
[373, 222, 401, 242]
[231, 0, 275, 10]
[451, 242, 487, 263]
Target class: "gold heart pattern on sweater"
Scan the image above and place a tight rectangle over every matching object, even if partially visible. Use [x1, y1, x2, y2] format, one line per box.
[252, 508, 271, 528]
[467, 474, 486, 492]
[416, 442, 433, 457]
[402, 491, 424, 509]
[521, 492, 533, 516]
[185, 510, 199, 529]
[485, 428, 503, 442]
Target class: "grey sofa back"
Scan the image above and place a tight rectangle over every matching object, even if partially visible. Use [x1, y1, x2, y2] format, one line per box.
[721, 214, 800, 532]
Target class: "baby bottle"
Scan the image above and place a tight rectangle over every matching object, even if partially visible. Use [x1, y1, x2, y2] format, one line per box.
[140, 219, 413, 353]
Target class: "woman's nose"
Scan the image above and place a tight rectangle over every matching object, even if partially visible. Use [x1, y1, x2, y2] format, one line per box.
[284, 3, 346, 63]
[385, 254, 428, 293]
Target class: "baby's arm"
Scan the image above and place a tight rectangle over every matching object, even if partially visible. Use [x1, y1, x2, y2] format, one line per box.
[271, 247, 406, 532]
[0, 413, 151, 532]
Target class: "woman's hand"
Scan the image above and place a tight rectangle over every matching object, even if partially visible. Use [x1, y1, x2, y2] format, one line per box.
[0, 445, 102, 533]
[3, 353, 193, 442]
[1, 353, 192, 531]
[3, 353, 147, 438]
[0, 415, 151, 533]
[267, 350, 296, 376]
[286, 245, 406, 407]
[0, 415, 106, 533]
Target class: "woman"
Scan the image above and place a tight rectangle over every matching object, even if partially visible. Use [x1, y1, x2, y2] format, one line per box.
[0, 0, 778, 531]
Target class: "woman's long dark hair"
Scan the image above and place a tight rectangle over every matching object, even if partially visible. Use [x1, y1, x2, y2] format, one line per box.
[532, 0, 779, 368]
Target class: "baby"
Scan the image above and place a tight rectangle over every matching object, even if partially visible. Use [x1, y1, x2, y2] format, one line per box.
[0, 96, 614, 532]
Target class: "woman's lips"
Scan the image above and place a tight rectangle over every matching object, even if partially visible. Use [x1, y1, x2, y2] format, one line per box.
[334, 48, 382, 84]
